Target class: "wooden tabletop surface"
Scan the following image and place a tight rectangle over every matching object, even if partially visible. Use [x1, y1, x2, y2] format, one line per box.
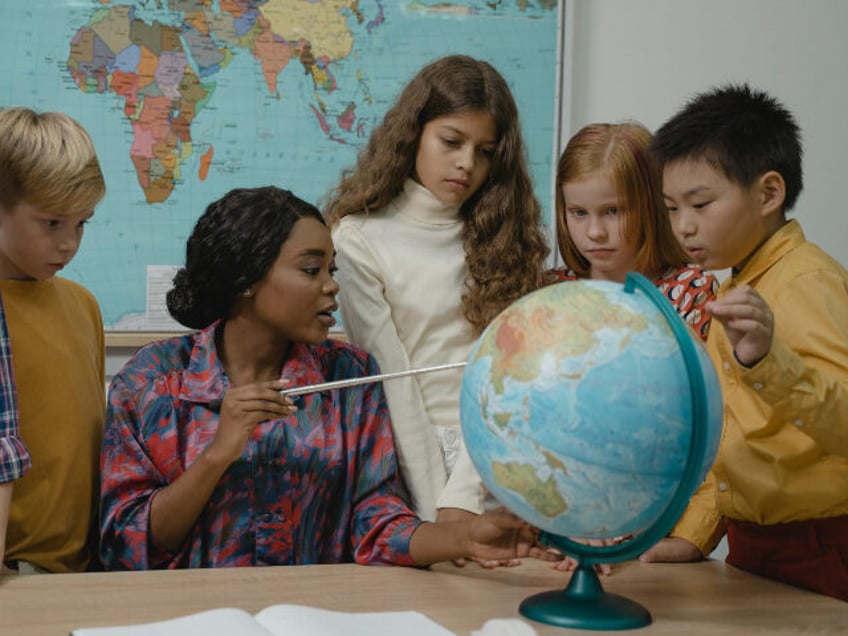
[2, 558, 847, 635]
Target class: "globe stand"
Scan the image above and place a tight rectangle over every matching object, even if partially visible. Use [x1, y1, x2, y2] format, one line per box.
[514, 273, 718, 631]
[520, 560, 650, 631]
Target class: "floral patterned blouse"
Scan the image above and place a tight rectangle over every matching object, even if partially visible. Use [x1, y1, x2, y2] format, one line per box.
[100, 322, 421, 569]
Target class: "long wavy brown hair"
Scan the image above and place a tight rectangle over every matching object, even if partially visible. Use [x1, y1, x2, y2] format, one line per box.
[324, 55, 549, 334]
[556, 122, 688, 278]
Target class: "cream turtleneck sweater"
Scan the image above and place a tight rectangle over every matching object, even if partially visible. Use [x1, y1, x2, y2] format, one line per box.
[331, 179, 476, 520]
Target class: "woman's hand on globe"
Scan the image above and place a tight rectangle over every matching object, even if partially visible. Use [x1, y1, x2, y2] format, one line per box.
[436, 507, 520, 568]
[465, 507, 561, 566]
[639, 537, 703, 563]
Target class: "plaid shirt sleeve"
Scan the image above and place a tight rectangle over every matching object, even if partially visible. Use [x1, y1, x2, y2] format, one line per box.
[0, 293, 30, 483]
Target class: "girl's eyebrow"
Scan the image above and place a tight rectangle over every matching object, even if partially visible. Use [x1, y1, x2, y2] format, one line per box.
[436, 124, 497, 145]
[435, 122, 469, 133]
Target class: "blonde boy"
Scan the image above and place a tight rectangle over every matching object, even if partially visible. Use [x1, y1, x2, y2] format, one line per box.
[0, 107, 106, 573]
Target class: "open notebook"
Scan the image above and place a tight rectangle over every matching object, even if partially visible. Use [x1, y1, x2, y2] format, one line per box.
[71, 605, 456, 636]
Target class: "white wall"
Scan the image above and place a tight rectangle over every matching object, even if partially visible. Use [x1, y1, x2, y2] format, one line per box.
[564, 0, 848, 268]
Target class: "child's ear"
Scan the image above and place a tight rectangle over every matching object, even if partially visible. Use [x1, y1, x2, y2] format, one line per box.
[758, 170, 786, 216]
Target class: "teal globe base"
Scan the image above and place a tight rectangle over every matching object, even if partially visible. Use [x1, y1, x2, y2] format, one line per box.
[519, 565, 651, 631]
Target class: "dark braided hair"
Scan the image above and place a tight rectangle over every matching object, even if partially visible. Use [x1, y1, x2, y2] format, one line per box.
[167, 186, 324, 329]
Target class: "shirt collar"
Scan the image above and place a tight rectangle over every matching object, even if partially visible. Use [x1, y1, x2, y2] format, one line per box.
[179, 322, 329, 403]
[180, 321, 226, 404]
[395, 178, 462, 226]
[278, 342, 327, 392]
[731, 219, 804, 287]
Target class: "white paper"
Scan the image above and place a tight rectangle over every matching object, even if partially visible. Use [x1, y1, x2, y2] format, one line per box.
[471, 618, 539, 636]
[73, 607, 274, 636]
[72, 604, 455, 636]
[256, 605, 455, 636]
[145, 265, 184, 330]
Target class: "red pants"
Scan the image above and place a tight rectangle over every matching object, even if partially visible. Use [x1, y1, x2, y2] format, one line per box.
[727, 516, 848, 602]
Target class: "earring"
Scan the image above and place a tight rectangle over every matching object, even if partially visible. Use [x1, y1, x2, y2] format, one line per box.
[242, 287, 254, 298]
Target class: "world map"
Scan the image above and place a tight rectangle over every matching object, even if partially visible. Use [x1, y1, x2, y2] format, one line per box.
[0, 0, 559, 330]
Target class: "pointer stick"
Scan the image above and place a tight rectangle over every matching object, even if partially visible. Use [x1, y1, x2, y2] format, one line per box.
[206, 361, 467, 412]
[279, 361, 467, 397]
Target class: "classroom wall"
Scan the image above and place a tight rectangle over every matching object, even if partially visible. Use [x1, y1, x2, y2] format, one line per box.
[563, 0, 848, 269]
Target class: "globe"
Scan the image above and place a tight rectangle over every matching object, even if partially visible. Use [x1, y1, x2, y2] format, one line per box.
[460, 273, 723, 630]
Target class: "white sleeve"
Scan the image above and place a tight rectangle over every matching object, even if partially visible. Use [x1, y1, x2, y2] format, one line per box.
[436, 436, 486, 514]
[332, 221, 446, 520]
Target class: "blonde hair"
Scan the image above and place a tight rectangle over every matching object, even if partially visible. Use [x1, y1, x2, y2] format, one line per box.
[0, 107, 106, 215]
[324, 55, 549, 333]
[555, 122, 687, 278]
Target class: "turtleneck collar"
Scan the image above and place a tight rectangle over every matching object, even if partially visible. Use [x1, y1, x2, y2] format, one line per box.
[394, 179, 462, 226]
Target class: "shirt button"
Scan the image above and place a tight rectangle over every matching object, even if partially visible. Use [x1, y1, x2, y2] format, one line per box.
[794, 419, 803, 427]
[723, 361, 731, 371]
[718, 482, 729, 492]
[753, 382, 764, 391]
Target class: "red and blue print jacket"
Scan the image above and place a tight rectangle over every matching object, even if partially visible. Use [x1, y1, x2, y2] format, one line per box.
[100, 322, 421, 569]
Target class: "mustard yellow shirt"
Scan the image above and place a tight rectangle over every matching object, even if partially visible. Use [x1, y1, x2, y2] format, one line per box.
[672, 221, 848, 554]
[0, 277, 105, 572]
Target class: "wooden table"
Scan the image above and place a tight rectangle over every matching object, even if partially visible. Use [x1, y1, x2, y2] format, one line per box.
[2, 559, 846, 635]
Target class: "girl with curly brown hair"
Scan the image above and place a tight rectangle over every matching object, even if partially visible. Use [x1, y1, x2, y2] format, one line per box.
[325, 55, 550, 521]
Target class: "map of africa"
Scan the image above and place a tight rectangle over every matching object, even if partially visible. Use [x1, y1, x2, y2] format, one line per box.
[0, 0, 559, 330]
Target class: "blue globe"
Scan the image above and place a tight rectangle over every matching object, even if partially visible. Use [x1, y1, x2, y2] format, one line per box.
[461, 274, 723, 545]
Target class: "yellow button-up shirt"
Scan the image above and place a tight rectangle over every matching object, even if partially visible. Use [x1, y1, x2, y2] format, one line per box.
[672, 220, 848, 554]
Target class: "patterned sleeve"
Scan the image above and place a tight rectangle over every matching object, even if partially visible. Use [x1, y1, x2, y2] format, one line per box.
[0, 295, 30, 483]
[344, 352, 422, 566]
[655, 265, 719, 342]
[99, 369, 172, 570]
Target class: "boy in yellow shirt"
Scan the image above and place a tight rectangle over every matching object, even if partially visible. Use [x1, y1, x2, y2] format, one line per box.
[642, 84, 848, 601]
[0, 107, 107, 573]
